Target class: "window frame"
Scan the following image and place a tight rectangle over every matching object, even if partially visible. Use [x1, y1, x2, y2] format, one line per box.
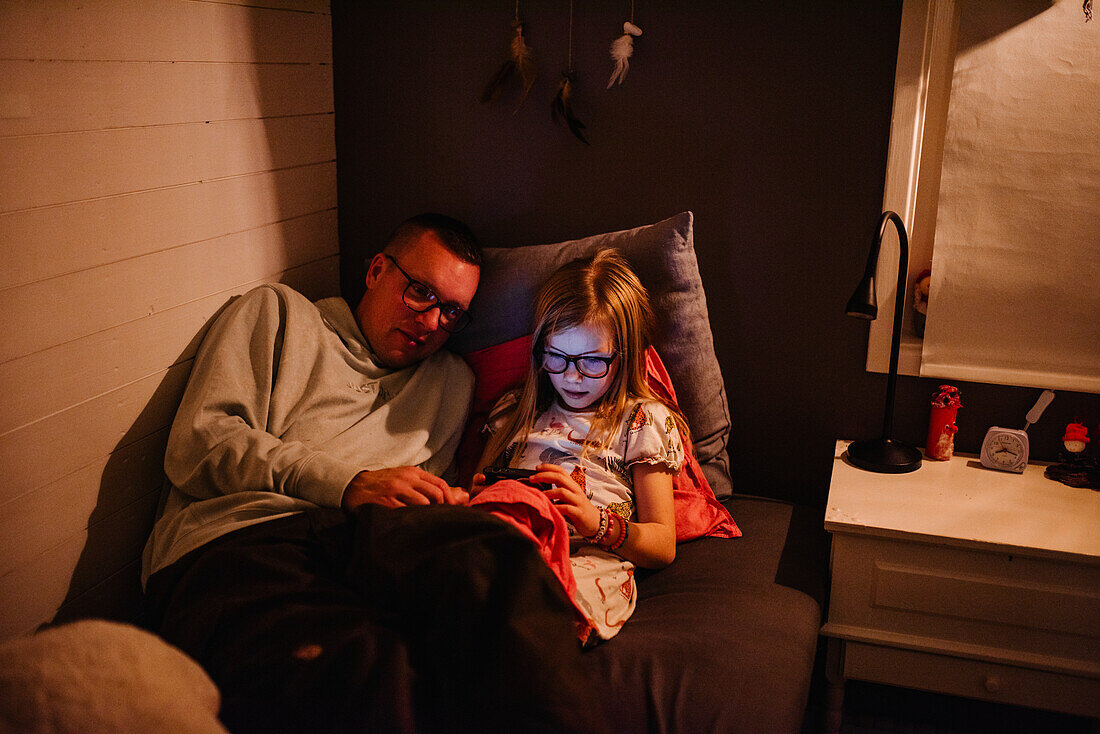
[865, 0, 959, 377]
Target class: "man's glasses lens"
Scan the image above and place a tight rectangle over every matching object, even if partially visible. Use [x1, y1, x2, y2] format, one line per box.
[541, 351, 615, 378]
[386, 255, 470, 333]
[402, 283, 470, 332]
[404, 281, 437, 307]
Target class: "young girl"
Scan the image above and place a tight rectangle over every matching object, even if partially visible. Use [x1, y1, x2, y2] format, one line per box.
[473, 249, 686, 641]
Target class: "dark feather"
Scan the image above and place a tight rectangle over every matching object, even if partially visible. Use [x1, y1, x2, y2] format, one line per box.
[512, 24, 536, 111]
[481, 59, 516, 104]
[481, 20, 536, 110]
[551, 73, 589, 145]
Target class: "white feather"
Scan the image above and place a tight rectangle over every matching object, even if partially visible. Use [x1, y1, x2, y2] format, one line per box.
[607, 34, 634, 88]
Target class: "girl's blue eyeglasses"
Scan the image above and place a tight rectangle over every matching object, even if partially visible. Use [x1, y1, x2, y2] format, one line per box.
[540, 349, 618, 379]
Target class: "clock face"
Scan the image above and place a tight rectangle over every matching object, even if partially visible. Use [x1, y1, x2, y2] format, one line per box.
[980, 427, 1029, 473]
[988, 434, 1024, 462]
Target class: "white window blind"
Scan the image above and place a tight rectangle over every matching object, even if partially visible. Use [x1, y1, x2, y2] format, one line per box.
[920, 0, 1100, 394]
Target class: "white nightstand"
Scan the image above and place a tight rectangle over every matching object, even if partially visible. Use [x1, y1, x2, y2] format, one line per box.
[821, 440, 1100, 733]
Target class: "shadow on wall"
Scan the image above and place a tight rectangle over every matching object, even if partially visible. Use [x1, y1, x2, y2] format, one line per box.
[54, 304, 234, 626]
[954, 0, 1050, 51]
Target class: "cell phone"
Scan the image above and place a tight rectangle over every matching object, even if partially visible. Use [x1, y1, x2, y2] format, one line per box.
[481, 466, 539, 482]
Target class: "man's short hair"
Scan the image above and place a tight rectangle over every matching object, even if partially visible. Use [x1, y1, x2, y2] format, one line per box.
[384, 213, 482, 266]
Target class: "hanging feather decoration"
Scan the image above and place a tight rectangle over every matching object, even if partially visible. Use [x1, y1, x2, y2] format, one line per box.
[551, 0, 589, 145]
[510, 21, 537, 108]
[607, 21, 642, 88]
[551, 70, 589, 145]
[481, 14, 536, 111]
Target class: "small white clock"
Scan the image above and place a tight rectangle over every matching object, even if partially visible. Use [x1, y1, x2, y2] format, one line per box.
[980, 427, 1029, 473]
[978, 390, 1056, 474]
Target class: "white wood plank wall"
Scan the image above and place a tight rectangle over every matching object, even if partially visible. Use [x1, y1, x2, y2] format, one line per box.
[0, 0, 338, 641]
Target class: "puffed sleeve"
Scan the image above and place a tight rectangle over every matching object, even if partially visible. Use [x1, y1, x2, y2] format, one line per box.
[622, 401, 685, 473]
[482, 389, 521, 437]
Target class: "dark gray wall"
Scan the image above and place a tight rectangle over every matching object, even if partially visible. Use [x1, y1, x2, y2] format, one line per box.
[332, 0, 1100, 506]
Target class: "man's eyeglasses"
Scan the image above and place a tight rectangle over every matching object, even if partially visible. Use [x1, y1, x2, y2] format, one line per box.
[384, 254, 471, 333]
[540, 348, 618, 379]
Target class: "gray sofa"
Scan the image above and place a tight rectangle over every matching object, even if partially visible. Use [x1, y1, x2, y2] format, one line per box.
[0, 213, 826, 734]
[448, 212, 827, 733]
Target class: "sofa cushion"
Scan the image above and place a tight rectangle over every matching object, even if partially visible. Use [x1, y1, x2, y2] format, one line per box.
[447, 212, 733, 498]
[585, 496, 826, 733]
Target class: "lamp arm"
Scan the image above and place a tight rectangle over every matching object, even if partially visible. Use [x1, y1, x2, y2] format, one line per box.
[880, 210, 909, 440]
[843, 210, 921, 473]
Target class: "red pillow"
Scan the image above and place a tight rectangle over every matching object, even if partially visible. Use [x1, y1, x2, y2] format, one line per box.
[643, 347, 740, 541]
[458, 335, 739, 542]
[454, 334, 535, 486]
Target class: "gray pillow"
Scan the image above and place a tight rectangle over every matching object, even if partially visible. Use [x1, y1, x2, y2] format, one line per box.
[447, 212, 733, 498]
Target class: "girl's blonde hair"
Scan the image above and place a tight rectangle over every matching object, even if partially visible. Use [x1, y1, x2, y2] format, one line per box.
[484, 248, 689, 466]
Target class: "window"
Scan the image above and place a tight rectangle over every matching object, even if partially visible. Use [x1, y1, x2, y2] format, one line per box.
[868, 0, 1099, 394]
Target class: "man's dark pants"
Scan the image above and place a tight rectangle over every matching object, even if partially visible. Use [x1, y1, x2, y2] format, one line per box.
[144, 505, 609, 734]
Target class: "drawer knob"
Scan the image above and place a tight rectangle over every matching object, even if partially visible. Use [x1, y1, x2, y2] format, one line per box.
[984, 676, 1001, 693]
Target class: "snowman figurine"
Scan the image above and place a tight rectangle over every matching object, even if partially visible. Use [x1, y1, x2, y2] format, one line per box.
[1060, 422, 1090, 464]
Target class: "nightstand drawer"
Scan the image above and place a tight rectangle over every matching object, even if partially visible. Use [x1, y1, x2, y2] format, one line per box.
[824, 442, 1100, 725]
[828, 533, 1100, 667]
[842, 640, 1100, 719]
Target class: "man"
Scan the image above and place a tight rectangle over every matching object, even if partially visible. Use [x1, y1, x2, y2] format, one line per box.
[142, 214, 603, 734]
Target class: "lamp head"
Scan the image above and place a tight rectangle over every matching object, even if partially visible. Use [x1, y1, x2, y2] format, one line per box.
[845, 273, 878, 320]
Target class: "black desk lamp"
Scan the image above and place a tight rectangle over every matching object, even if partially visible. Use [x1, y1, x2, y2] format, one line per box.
[845, 211, 922, 473]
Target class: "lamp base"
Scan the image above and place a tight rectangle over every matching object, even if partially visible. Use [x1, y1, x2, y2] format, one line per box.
[847, 438, 922, 474]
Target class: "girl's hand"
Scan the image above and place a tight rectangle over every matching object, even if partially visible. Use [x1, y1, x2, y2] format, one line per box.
[470, 472, 490, 497]
[530, 463, 602, 536]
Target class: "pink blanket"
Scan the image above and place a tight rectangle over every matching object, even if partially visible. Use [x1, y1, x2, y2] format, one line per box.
[470, 481, 593, 640]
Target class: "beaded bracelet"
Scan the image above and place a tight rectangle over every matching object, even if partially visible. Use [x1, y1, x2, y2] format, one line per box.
[597, 512, 617, 550]
[609, 514, 630, 551]
[585, 507, 610, 544]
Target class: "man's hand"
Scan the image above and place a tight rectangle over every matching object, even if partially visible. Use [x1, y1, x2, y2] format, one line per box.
[342, 467, 469, 511]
